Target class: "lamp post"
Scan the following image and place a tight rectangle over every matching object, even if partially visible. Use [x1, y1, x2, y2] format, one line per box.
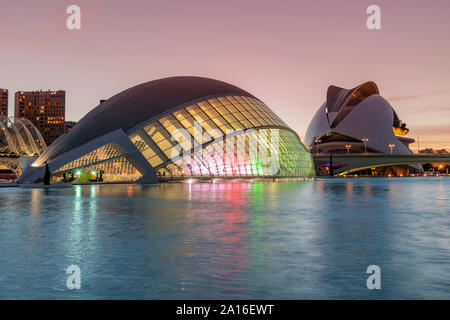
[388, 144, 395, 154]
[362, 138, 369, 154]
[315, 139, 322, 154]
[345, 144, 352, 155]
[417, 136, 420, 154]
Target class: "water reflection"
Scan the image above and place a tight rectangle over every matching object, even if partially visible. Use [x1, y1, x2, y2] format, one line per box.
[0, 178, 448, 299]
[31, 189, 42, 216]
[68, 185, 86, 262]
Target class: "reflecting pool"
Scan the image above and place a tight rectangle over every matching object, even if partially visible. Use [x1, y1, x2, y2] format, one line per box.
[0, 177, 449, 299]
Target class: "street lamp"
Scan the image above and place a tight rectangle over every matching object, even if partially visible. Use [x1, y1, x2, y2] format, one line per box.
[362, 138, 369, 154]
[345, 144, 352, 155]
[388, 144, 395, 154]
[315, 139, 322, 154]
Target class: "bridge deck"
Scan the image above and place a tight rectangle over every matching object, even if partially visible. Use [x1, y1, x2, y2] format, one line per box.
[313, 153, 450, 174]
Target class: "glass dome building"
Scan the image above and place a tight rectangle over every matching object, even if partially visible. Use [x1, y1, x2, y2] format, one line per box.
[18, 77, 315, 183]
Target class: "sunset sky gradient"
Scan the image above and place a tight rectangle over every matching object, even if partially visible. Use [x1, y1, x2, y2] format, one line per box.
[1, 0, 449, 149]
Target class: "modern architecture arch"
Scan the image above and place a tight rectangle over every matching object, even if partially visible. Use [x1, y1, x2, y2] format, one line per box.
[18, 77, 315, 183]
[0, 116, 47, 156]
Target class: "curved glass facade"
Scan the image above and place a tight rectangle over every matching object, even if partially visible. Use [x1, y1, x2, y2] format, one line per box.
[50, 95, 314, 182]
[156, 128, 313, 178]
[54, 143, 142, 182]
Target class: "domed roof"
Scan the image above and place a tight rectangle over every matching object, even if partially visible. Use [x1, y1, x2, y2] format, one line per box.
[304, 81, 413, 154]
[38, 76, 255, 163]
[305, 81, 380, 146]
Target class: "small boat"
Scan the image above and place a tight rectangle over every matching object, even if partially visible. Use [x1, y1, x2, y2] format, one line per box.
[19, 183, 73, 189]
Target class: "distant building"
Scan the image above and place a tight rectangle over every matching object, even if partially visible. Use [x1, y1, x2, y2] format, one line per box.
[65, 121, 77, 133]
[0, 88, 7, 118]
[14, 90, 65, 145]
[420, 148, 449, 154]
[305, 81, 415, 155]
[305, 81, 421, 176]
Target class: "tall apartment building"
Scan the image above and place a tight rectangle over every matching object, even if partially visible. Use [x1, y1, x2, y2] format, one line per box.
[15, 90, 65, 145]
[0, 88, 7, 118]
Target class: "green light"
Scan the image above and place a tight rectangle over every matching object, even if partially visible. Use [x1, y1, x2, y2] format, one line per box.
[256, 157, 263, 175]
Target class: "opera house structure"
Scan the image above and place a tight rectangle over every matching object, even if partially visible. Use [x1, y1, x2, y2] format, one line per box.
[304, 81, 419, 175]
[18, 77, 315, 184]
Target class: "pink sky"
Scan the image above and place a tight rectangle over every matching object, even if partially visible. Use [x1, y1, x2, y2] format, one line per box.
[1, 0, 449, 149]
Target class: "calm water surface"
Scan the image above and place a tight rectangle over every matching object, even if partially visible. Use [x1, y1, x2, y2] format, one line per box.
[0, 177, 449, 299]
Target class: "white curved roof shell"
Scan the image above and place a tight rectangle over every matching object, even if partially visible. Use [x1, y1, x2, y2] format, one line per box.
[305, 82, 413, 154]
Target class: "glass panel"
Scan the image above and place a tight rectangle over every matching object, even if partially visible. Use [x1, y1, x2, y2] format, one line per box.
[128, 96, 314, 179]
[179, 118, 195, 129]
[216, 105, 230, 116]
[159, 115, 176, 128]
[130, 134, 147, 152]
[149, 154, 163, 167]
[158, 139, 173, 151]
[129, 131, 166, 167]
[224, 117, 244, 130]
[55, 156, 142, 183]
[197, 101, 213, 111]
[173, 109, 196, 128]
[219, 97, 238, 113]
[189, 109, 210, 123]
[142, 147, 156, 160]
[54, 143, 123, 173]
[155, 127, 314, 178]
[211, 115, 231, 129]
[203, 108, 220, 120]
[152, 131, 166, 143]
[186, 105, 202, 115]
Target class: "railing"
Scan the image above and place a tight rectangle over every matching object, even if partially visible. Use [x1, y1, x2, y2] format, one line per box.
[313, 153, 450, 157]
